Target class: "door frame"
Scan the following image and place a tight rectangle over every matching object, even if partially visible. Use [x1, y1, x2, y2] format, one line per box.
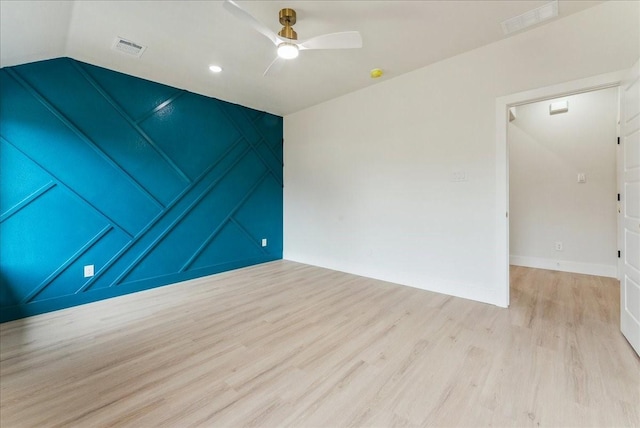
[495, 70, 628, 307]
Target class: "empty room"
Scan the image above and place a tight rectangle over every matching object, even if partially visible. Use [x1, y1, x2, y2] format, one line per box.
[1, 1, 639, 427]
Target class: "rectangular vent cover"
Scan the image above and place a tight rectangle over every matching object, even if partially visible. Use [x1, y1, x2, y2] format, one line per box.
[112, 37, 147, 58]
[501, 0, 558, 35]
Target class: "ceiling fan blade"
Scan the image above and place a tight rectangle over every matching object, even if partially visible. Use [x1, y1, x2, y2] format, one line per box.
[223, 0, 280, 46]
[298, 31, 362, 50]
[263, 56, 284, 76]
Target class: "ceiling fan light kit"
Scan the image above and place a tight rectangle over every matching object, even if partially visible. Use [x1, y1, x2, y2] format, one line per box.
[276, 7, 298, 59]
[277, 42, 299, 59]
[223, 0, 362, 75]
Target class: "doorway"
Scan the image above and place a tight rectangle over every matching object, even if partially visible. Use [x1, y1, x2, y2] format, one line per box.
[508, 88, 619, 279]
[495, 70, 628, 307]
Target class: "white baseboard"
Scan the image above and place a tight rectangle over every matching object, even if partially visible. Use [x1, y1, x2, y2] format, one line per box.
[284, 255, 506, 308]
[510, 255, 617, 278]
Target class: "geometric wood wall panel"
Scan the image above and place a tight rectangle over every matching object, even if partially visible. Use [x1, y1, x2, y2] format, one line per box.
[0, 58, 283, 322]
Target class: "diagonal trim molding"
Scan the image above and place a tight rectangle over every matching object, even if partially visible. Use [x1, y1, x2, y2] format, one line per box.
[77, 136, 249, 293]
[218, 102, 284, 187]
[23, 225, 114, 303]
[0, 136, 134, 239]
[0, 180, 55, 223]
[5, 68, 166, 213]
[180, 171, 270, 272]
[112, 144, 257, 287]
[71, 61, 192, 185]
[0, 58, 283, 322]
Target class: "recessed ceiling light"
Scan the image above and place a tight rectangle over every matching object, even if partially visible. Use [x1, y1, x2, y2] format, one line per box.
[209, 65, 223, 73]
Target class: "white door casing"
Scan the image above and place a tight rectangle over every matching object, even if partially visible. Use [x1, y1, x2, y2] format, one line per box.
[619, 59, 640, 357]
[496, 70, 627, 308]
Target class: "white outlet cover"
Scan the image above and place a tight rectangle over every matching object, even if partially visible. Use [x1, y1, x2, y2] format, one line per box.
[84, 265, 95, 277]
[577, 173, 586, 183]
[261, 238, 267, 247]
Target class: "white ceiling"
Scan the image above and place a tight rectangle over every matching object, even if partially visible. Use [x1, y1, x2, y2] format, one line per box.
[0, 0, 603, 116]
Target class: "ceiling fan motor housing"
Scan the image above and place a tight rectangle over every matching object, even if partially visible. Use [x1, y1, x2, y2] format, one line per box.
[278, 8, 298, 40]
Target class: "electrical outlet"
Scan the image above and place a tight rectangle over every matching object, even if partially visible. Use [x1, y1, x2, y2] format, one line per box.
[84, 265, 95, 278]
[261, 238, 267, 247]
[555, 241, 563, 251]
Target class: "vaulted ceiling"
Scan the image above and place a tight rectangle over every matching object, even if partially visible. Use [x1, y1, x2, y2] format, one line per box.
[0, 1, 603, 116]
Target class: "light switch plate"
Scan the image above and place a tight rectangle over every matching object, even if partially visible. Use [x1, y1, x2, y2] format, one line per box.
[451, 171, 467, 182]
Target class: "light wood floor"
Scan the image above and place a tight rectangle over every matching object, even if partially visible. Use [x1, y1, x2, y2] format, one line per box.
[1, 261, 638, 427]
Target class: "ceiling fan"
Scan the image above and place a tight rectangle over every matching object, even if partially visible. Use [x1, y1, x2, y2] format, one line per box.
[222, 0, 363, 75]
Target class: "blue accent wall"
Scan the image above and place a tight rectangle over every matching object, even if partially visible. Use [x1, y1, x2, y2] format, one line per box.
[0, 58, 283, 322]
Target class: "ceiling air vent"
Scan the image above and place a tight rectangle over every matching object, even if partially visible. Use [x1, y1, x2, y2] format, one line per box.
[112, 37, 147, 58]
[501, 0, 558, 35]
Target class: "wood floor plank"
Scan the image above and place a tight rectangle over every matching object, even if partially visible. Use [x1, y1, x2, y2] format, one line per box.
[1, 261, 638, 427]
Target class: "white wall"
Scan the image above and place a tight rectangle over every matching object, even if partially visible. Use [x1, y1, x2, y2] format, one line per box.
[284, 1, 640, 306]
[509, 89, 619, 277]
